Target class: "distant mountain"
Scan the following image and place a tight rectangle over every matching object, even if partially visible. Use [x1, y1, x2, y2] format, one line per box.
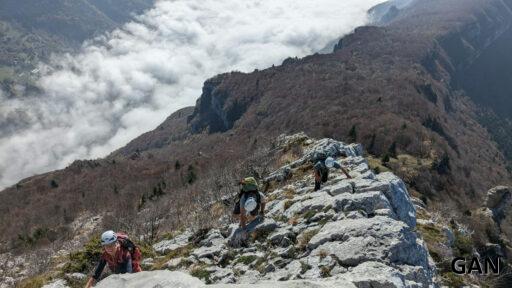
[0, 0, 155, 95]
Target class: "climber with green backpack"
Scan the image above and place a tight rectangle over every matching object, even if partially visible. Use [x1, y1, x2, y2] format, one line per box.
[233, 177, 266, 229]
[312, 151, 351, 191]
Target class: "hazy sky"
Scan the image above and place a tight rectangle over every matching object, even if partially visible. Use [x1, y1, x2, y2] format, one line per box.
[0, 0, 386, 189]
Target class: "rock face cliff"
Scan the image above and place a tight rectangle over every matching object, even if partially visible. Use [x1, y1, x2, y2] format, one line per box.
[85, 134, 437, 288]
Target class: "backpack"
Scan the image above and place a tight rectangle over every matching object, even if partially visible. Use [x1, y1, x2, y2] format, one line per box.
[116, 232, 142, 272]
[241, 177, 258, 192]
[310, 151, 328, 164]
[241, 190, 261, 213]
[239, 177, 262, 207]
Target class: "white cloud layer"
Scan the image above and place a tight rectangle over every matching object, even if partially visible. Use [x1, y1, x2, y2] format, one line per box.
[0, 0, 386, 189]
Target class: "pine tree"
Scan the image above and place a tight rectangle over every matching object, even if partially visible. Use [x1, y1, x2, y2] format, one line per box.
[348, 125, 357, 142]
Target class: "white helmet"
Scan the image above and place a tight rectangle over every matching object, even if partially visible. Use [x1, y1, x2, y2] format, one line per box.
[244, 197, 258, 214]
[101, 230, 117, 246]
[325, 157, 335, 168]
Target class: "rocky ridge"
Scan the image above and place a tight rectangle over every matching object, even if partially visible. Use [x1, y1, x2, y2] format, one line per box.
[85, 134, 440, 288]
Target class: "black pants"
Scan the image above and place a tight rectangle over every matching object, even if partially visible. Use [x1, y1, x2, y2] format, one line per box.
[314, 166, 329, 191]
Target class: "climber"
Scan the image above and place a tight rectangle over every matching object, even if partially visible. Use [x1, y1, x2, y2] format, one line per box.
[84, 230, 142, 287]
[233, 177, 266, 229]
[313, 153, 351, 191]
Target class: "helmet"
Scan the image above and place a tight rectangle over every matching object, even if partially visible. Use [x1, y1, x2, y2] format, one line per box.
[244, 197, 258, 214]
[325, 157, 335, 168]
[101, 230, 117, 246]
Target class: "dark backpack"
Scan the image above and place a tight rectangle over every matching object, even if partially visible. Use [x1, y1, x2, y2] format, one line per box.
[116, 232, 142, 272]
[238, 189, 261, 203]
[311, 151, 328, 164]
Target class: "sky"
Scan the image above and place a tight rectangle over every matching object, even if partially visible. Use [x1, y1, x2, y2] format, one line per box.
[0, 0, 387, 189]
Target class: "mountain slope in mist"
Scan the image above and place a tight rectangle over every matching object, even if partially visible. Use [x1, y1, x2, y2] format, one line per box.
[0, 0, 155, 92]
[0, 0, 387, 189]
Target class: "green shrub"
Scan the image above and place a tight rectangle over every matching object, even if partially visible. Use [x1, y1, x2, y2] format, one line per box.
[453, 230, 473, 259]
[303, 210, 317, 220]
[62, 235, 102, 274]
[300, 261, 312, 274]
[388, 141, 397, 158]
[17, 227, 55, 247]
[273, 214, 289, 223]
[283, 200, 296, 211]
[235, 255, 258, 265]
[219, 249, 237, 267]
[322, 205, 333, 213]
[441, 272, 465, 287]
[320, 266, 331, 278]
[186, 165, 197, 184]
[50, 179, 59, 188]
[190, 266, 212, 284]
[138, 242, 157, 259]
[432, 154, 451, 174]
[348, 125, 357, 142]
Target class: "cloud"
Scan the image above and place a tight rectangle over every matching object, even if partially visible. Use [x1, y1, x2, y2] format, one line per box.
[0, 0, 386, 189]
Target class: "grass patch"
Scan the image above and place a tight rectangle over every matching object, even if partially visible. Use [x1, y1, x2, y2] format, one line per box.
[320, 266, 331, 278]
[322, 205, 333, 213]
[266, 193, 279, 202]
[152, 244, 194, 270]
[190, 265, 212, 284]
[273, 214, 289, 223]
[235, 255, 258, 266]
[279, 152, 297, 166]
[283, 200, 296, 211]
[416, 223, 445, 245]
[298, 229, 320, 249]
[219, 249, 237, 267]
[292, 163, 314, 181]
[159, 229, 185, 241]
[367, 155, 391, 174]
[415, 223, 447, 264]
[251, 228, 273, 243]
[317, 249, 329, 259]
[318, 218, 329, 226]
[288, 216, 299, 226]
[302, 210, 318, 220]
[283, 187, 296, 199]
[441, 272, 465, 287]
[300, 261, 312, 274]
[17, 274, 52, 288]
[138, 242, 157, 259]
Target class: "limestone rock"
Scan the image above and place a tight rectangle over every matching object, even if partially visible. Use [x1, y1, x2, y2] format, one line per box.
[42, 279, 69, 288]
[94, 271, 204, 288]
[485, 186, 512, 209]
[376, 172, 416, 228]
[153, 230, 193, 254]
[308, 217, 428, 268]
[327, 181, 353, 196]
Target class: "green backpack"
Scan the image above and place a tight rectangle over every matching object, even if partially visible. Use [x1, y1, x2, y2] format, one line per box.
[241, 177, 258, 192]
